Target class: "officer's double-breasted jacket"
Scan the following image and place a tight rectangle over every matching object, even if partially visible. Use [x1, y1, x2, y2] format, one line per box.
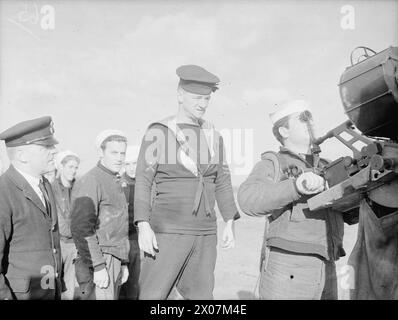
[0, 165, 62, 300]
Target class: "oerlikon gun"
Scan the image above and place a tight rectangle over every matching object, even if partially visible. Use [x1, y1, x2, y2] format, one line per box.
[307, 46, 398, 216]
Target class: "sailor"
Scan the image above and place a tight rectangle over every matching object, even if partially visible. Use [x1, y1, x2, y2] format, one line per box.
[238, 100, 352, 299]
[134, 65, 240, 299]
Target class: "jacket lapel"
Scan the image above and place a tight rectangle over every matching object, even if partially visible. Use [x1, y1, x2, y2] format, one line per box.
[6, 165, 48, 216]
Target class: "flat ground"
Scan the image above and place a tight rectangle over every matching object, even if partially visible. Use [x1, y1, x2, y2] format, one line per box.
[214, 214, 358, 300]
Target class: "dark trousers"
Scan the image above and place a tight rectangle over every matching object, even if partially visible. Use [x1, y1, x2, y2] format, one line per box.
[119, 239, 141, 300]
[138, 233, 217, 300]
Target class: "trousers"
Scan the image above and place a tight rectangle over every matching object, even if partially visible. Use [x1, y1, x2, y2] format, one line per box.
[259, 247, 338, 300]
[60, 241, 78, 300]
[138, 233, 217, 300]
[119, 239, 141, 300]
[93, 253, 122, 300]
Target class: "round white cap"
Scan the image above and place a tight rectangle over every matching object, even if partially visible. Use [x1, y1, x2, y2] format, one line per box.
[55, 150, 79, 170]
[94, 129, 126, 149]
[269, 99, 311, 125]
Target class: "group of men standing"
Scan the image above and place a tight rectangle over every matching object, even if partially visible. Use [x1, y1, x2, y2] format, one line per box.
[0, 117, 141, 300]
[0, 64, 395, 300]
[0, 65, 240, 300]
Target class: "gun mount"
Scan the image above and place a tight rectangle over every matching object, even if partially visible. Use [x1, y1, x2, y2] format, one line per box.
[308, 46, 398, 213]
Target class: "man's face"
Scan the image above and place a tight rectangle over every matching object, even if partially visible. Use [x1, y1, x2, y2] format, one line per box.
[284, 111, 314, 147]
[180, 89, 211, 120]
[101, 141, 127, 173]
[62, 159, 79, 182]
[25, 144, 57, 176]
[125, 160, 137, 178]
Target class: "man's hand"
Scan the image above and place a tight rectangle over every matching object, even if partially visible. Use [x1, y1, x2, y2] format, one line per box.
[120, 265, 129, 285]
[137, 221, 158, 257]
[93, 267, 109, 289]
[222, 219, 235, 249]
[295, 171, 326, 195]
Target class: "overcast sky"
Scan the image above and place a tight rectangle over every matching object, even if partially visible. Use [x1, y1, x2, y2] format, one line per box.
[1, 0, 397, 185]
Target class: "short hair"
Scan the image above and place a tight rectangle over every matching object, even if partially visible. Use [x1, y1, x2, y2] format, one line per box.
[272, 115, 290, 145]
[61, 154, 80, 166]
[100, 135, 127, 150]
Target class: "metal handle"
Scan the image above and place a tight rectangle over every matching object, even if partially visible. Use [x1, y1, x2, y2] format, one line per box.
[350, 46, 377, 66]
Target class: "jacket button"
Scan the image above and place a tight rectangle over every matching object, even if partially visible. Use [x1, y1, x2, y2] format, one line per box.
[53, 248, 57, 254]
[55, 272, 59, 277]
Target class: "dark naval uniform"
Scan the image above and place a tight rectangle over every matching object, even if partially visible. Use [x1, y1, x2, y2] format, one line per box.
[134, 65, 240, 300]
[0, 117, 62, 300]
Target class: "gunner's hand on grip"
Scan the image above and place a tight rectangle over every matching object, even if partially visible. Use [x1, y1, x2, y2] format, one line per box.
[295, 171, 326, 195]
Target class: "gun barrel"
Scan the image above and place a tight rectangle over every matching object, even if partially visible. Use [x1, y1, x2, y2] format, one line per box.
[313, 131, 334, 146]
[314, 120, 353, 146]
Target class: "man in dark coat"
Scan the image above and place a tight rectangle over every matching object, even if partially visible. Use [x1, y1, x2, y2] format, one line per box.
[71, 130, 129, 300]
[52, 150, 80, 300]
[0, 116, 62, 300]
[119, 145, 140, 300]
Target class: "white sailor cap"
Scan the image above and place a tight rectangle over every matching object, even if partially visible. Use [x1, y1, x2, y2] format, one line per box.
[269, 99, 311, 125]
[125, 145, 140, 163]
[95, 129, 126, 149]
[55, 150, 79, 170]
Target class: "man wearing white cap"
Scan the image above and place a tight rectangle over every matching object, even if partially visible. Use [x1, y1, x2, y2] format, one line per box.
[238, 99, 347, 300]
[119, 145, 140, 300]
[52, 150, 80, 300]
[70, 130, 129, 300]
